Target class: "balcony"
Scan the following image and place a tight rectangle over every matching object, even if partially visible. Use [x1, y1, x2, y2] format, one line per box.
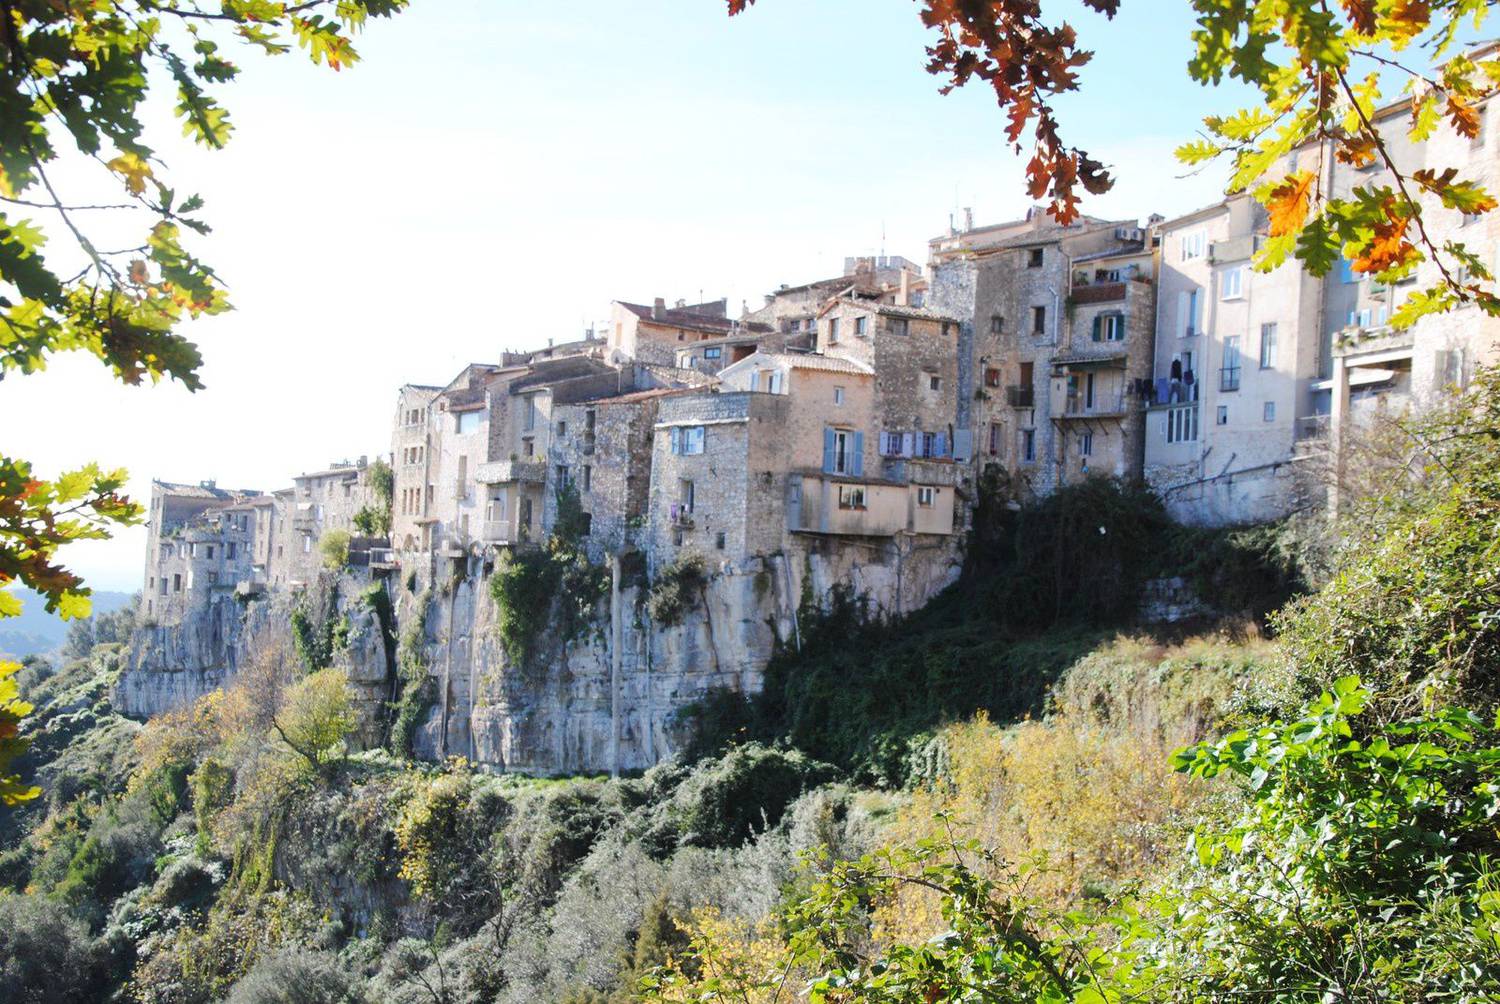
[1005, 384, 1035, 408]
[475, 459, 546, 485]
[669, 504, 695, 529]
[481, 520, 530, 545]
[1059, 390, 1127, 418]
[368, 547, 400, 570]
[291, 514, 316, 532]
[1294, 415, 1330, 443]
[1219, 366, 1241, 392]
[1068, 281, 1127, 304]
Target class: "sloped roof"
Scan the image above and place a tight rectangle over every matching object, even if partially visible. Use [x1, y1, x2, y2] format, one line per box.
[618, 301, 737, 334]
[721, 351, 874, 378]
[153, 480, 261, 501]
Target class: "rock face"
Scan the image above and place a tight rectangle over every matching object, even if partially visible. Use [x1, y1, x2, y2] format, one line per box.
[120, 538, 962, 774]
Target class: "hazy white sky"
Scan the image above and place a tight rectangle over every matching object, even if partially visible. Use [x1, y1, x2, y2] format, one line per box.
[6, 0, 1248, 592]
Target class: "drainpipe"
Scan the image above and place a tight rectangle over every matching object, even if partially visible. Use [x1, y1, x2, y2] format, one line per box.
[609, 554, 622, 778]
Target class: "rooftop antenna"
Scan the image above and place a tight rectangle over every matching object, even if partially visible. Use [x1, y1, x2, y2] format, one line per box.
[880, 220, 886, 259]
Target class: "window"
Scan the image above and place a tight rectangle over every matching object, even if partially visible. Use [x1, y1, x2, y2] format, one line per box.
[1181, 231, 1206, 261]
[715, 531, 726, 550]
[227, 542, 237, 560]
[928, 374, 941, 392]
[889, 317, 910, 337]
[1032, 306, 1046, 335]
[523, 395, 537, 431]
[1180, 288, 1201, 337]
[1221, 265, 1245, 299]
[1220, 336, 1242, 391]
[854, 316, 868, 336]
[787, 319, 800, 332]
[556, 464, 570, 487]
[828, 317, 840, 342]
[917, 486, 936, 507]
[1263, 401, 1276, 422]
[206, 544, 215, 559]
[837, 485, 868, 510]
[988, 422, 1002, 456]
[942, 322, 954, 337]
[302, 535, 312, 554]
[984, 367, 1002, 388]
[579, 512, 592, 537]
[833, 386, 845, 406]
[678, 479, 695, 514]
[830, 428, 855, 474]
[1079, 432, 1093, 457]
[1028, 247, 1044, 267]
[1259, 323, 1277, 368]
[1021, 429, 1037, 463]
[1166, 404, 1199, 443]
[159, 578, 168, 595]
[704, 346, 722, 360]
[557, 420, 567, 437]
[670, 426, 706, 455]
[582, 465, 591, 491]
[173, 573, 181, 592]
[1092, 312, 1125, 341]
[1473, 105, 1488, 150]
[1339, 257, 1357, 284]
[456, 409, 482, 434]
[990, 314, 1004, 334]
[1217, 405, 1229, 425]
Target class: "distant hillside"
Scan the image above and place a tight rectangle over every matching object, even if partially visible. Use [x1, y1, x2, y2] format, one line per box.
[0, 587, 135, 659]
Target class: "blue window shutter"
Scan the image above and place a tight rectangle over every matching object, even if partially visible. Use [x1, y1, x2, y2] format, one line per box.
[935, 432, 949, 457]
[953, 429, 973, 463]
[670, 428, 680, 454]
[1117, 314, 1126, 340]
[902, 432, 915, 457]
[852, 432, 865, 476]
[1091, 315, 1102, 342]
[822, 428, 836, 474]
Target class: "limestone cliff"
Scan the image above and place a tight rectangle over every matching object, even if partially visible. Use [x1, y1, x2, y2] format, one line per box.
[119, 538, 963, 774]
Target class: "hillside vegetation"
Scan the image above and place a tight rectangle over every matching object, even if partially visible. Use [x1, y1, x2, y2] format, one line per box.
[1, 376, 1497, 1002]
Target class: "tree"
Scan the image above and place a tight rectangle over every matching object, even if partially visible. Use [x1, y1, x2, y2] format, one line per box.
[354, 458, 394, 538]
[0, 1, 409, 802]
[729, 1, 1499, 327]
[270, 666, 356, 775]
[319, 528, 352, 570]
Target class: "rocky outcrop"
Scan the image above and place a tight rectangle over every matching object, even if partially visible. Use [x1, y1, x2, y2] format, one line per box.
[120, 536, 962, 774]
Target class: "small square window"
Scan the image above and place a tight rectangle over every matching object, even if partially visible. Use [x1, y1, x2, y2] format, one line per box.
[1263, 401, 1276, 422]
[1028, 248, 1044, 268]
[917, 486, 936, 507]
[928, 375, 941, 392]
[1217, 405, 1229, 425]
[990, 315, 1004, 334]
[854, 316, 868, 336]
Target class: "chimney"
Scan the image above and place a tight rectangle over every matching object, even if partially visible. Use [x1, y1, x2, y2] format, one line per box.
[964, 206, 974, 231]
[200, 479, 216, 490]
[652, 297, 665, 320]
[898, 269, 911, 307]
[358, 455, 367, 468]
[674, 298, 687, 309]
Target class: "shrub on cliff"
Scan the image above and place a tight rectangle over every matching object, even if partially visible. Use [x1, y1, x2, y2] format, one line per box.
[0, 893, 103, 1004]
[666, 743, 838, 851]
[225, 947, 366, 1004]
[318, 530, 352, 571]
[646, 553, 706, 628]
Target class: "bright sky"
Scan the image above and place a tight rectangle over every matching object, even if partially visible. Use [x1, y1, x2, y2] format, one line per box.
[6, 0, 1250, 592]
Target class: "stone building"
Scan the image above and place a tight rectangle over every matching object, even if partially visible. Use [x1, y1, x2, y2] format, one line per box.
[607, 297, 742, 366]
[929, 210, 1156, 497]
[743, 255, 928, 352]
[140, 481, 264, 624]
[392, 383, 443, 552]
[544, 385, 689, 561]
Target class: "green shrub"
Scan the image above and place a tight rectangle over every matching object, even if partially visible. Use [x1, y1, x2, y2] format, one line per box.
[388, 591, 431, 757]
[0, 894, 102, 1004]
[666, 743, 838, 850]
[647, 553, 706, 628]
[224, 947, 365, 1004]
[318, 530, 351, 570]
[490, 549, 561, 666]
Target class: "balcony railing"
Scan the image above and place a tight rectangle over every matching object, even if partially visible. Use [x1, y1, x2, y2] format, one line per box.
[1294, 415, 1331, 442]
[1219, 366, 1241, 392]
[1061, 391, 1127, 417]
[1005, 384, 1035, 408]
[669, 504, 695, 528]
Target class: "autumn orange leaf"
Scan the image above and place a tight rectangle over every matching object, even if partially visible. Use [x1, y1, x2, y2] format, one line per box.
[1267, 171, 1316, 237]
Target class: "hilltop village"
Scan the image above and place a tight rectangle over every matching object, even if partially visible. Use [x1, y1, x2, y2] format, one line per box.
[126, 111, 1500, 772]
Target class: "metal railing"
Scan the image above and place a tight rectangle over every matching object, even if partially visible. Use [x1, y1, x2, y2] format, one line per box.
[1006, 384, 1035, 408]
[1062, 391, 1127, 417]
[1294, 415, 1331, 442]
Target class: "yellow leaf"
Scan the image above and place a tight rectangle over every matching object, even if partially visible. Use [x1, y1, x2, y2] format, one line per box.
[56, 591, 91, 621]
[106, 152, 153, 196]
[0, 589, 19, 619]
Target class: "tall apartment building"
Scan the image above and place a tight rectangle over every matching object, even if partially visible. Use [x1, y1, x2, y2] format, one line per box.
[1147, 70, 1500, 523]
[930, 209, 1157, 496]
[140, 481, 266, 624]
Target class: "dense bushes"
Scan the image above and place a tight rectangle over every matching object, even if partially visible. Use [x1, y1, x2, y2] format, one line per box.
[646, 553, 706, 628]
[0, 893, 103, 1003]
